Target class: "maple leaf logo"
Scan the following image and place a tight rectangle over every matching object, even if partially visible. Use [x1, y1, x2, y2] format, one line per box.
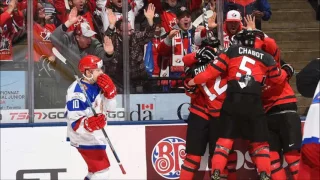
[169, 18, 177, 28]
[40, 29, 51, 42]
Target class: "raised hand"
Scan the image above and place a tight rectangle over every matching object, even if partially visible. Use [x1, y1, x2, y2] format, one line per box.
[106, 8, 117, 28]
[244, 14, 256, 30]
[67, 7, 81, 26]
[103, 36, 114, 55]
[208, 12, 217, 30]
[144, 3, 155, 26]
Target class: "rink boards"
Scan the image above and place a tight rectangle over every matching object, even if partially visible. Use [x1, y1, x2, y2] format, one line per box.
[0, 120, 306, 180]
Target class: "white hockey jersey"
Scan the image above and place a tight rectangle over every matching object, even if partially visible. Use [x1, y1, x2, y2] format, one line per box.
[65, 79, 117, 150]
[302, 81, 320, 145]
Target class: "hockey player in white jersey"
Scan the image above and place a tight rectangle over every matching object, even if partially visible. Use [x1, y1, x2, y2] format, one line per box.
[65, 55, 117, 180]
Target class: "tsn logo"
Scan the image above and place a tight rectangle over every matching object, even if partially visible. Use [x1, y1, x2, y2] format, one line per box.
[7, 112, 65, 120]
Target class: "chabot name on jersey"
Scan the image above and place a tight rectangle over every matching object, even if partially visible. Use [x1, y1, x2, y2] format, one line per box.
[239, 47, 264, 59]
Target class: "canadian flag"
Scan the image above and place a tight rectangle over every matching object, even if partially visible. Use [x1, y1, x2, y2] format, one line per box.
[142, 104, 154, 110]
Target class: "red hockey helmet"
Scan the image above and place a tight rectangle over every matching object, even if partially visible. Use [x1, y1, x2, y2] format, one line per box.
[78, 55, 103, 73]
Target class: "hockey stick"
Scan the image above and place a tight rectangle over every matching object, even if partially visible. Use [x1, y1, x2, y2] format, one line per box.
[52, 47, 127, 175]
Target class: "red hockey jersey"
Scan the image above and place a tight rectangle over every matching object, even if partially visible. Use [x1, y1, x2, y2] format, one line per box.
[260, 37, 297, 112]
[193, 46, 288, 87]
[183, 52, 228, 118]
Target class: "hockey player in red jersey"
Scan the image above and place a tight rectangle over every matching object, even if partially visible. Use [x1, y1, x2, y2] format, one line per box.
[260, 37, 302, 180]
[180, 38, 237, 180]
[65, 55, 117, 180]
[188, 30, 290, 180]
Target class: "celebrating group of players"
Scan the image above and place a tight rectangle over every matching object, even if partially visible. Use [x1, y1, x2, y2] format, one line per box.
[180, 23, 302, 180]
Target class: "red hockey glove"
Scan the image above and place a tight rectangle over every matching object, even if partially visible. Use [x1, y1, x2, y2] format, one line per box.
[84, 114, 106, 132]
[282, 64, 295, 79]
[97, 73, 117, 99]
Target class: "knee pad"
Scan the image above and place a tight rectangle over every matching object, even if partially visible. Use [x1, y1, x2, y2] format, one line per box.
[181, 154, 201, 172]
[90, 168, 110, 180]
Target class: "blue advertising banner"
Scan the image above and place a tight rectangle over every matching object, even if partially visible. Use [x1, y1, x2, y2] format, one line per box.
[0, 71, 26, 110]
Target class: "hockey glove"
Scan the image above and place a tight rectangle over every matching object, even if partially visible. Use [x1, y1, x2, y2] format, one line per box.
[281, 64, 295, 79]
[195, 46, 217, 64]
[84, 114, 106, 132]
[201, 36, 221, 49]
[184, 78, 197, 94]
[97, 73, 117, 99]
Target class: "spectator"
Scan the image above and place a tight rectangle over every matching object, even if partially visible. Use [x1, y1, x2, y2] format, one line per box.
[50, 7, 114, 88]
[143, 13, 170, 91]
[53, 0, 95, 32]
[157, 0, 201, 33]
[195, 11, 256, 49]
[144, 13, 166, 78]
[0, 0, 24, 61]
[101, 0, 144, 31]
[224, 0, 271, 30]
[158, 7, 197, 89]
[32, 0, 60, 108]
[41, 0, 58, 25]
[104, 3, 156, 93]
[33, 0, 56, 63]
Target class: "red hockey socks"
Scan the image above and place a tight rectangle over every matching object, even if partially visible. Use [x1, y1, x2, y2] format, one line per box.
[270, 151, 287, 179]
[284, 150, 300, 180]
[180, 154, 201, 180]
[249, 142, 271, 176]
[226, 150, 237, 180]
[211, 138, 234, 175]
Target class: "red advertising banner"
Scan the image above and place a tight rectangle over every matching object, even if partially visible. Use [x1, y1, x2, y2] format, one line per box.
[145, 123, 306, 180]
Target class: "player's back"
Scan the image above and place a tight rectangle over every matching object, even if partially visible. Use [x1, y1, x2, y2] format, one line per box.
[223, 45, 277, 83]
[193, 63, 228, 117]
[183, 52, 228, 117]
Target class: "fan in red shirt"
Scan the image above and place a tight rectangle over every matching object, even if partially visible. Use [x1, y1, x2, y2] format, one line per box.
[0, 0, 24, 61]
[188, 29, 290, 180]
[33, 0, 56, 62]
[180, 38, 237, 180]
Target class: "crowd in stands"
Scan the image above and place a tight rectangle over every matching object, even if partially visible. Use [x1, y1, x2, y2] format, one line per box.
[1, 0, 275, 108]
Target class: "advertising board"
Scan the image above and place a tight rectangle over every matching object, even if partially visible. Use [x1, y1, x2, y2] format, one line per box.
[0, 71, 26, 110]
[0, 121, 305, 179]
